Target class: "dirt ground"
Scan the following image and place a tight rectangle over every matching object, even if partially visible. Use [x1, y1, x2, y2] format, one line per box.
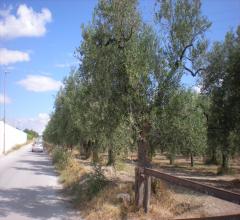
[73, 152, 240, 219]
[117, 160, 240, 219]
[78, 156, 240, 219]
[151, 154, 240, 194]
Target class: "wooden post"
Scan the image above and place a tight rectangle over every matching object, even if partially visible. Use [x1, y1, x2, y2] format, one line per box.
[135, 167, 144, 208]
[143, 174, 151, 213]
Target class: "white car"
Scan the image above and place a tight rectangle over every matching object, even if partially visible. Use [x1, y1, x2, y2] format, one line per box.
[32, 141, 44, 152]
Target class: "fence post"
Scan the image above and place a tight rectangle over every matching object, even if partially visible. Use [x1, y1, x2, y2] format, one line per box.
[135, 167, 145, 208]
[143, 174, 151, 213]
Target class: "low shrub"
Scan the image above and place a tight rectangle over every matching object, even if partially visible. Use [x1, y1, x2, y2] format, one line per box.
[60, 158, 84, 187]
[87, 165, 108, 199]
[52, 147, 70, 170]
[73, 164, 109, 205]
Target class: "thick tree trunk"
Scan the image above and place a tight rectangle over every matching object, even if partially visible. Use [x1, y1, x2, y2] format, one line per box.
[190, 152, 194, 167]
[83, 140, 92, 159]
[137, 121, 151, 167]
[137, 136, 150, 167]
[135, 121, 151, 211]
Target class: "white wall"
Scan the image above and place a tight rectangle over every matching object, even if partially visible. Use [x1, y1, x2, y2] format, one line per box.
[0, 121, 27, 154]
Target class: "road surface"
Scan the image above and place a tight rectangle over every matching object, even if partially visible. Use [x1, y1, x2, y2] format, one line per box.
[0, 144, 81, 220]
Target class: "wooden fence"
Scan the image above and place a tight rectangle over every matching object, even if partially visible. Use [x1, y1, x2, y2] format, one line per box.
[135, 166, 240, 219]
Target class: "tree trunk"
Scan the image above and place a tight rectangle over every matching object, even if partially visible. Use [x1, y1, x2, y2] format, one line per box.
[137, 135, 150, 167]
[92, 148, 99, 163]
[137, 121, 151, 167]
[210, 148, 218, 164]
[107, 148, 115, 166]
[84, 140, 92, 159]
[169, 154, 175, 165]
[222, 151, 229, 170]
[92, 140, 99, 163]
[190, 152, 194, 167]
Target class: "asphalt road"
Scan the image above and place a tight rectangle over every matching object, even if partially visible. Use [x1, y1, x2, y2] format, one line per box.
[0, 144, 81, 220]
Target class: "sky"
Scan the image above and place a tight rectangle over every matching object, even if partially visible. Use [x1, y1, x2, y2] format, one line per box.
[0, 0, 239, 133]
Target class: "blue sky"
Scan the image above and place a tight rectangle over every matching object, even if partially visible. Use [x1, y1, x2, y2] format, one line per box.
[0, 0, 239, 133]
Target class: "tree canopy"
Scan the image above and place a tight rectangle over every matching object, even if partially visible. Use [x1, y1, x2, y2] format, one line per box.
[44, 0, 239, 170]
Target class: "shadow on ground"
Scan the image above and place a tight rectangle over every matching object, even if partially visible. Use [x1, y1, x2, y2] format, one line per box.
[0, 186, 76, 219]
[12, 152, 56, 177]
[0, 151, 80, 219]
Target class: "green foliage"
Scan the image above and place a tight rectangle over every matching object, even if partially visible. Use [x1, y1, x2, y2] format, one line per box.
[87, 165, 108, 198]
[155, 0, 211, 79]
[201, 26, 240, 169]
[151, 89, 207, 165]
[52, 147, 70, 170]
[43, 0, 239, 171]
[72, 165, 108, 203]
[24, 129, 39, 140]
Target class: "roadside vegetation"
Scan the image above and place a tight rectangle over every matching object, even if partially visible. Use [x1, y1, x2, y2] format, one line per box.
[43, 0, 240, 219]
[46, 144, 240, 219]
[24, 129, 39, 140]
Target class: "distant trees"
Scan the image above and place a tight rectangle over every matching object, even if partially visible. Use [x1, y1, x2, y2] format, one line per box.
[150, 89, 207, 166]
[201, 26, 240, 170]
[44, 0, 239, 171]
[24, 129, 39, 140]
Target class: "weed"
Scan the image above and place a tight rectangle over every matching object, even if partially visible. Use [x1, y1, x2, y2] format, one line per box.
[52, 147, 70, 170]
[87, 165, 108, 197]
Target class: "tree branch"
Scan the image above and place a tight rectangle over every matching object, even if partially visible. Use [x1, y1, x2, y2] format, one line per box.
[175, 43, 193, 68]
[184, 65, 205, 77]
[180, 44, 193, 62]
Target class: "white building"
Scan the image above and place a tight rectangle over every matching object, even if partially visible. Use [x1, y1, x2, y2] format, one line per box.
[0, 121, 27, 154]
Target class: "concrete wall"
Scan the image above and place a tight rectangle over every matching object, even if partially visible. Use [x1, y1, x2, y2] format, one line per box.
[0, 121, 27, 154]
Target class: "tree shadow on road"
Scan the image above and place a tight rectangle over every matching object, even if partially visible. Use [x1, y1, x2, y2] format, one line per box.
[0, 152, 81, 219]
[12, 152, 57, 177]
[0, 186, 80, 219]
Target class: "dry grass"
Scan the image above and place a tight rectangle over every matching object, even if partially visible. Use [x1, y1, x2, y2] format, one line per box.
[46, 148, 240, 219]
[59, 157, 87, 188]
[74, 162, 202, 220]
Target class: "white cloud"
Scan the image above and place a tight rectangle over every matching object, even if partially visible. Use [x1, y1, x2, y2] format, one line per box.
[17, 75, 62, 92]
[0, 48, 30, 65]
[0, 93, 11, 104]
[9, 113, 50, 134]
[0, 4, 52, 39]
[192, 85, 201, 94]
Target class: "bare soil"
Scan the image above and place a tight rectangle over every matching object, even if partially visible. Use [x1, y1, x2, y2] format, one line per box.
[71, 152, 240, 219]
[151, 154, 240, 194]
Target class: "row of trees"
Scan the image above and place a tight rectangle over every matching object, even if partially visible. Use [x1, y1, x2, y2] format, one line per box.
[24, 129, 39, 140]
[44, 0, 240, 170]
[203, 27, 240, 169]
